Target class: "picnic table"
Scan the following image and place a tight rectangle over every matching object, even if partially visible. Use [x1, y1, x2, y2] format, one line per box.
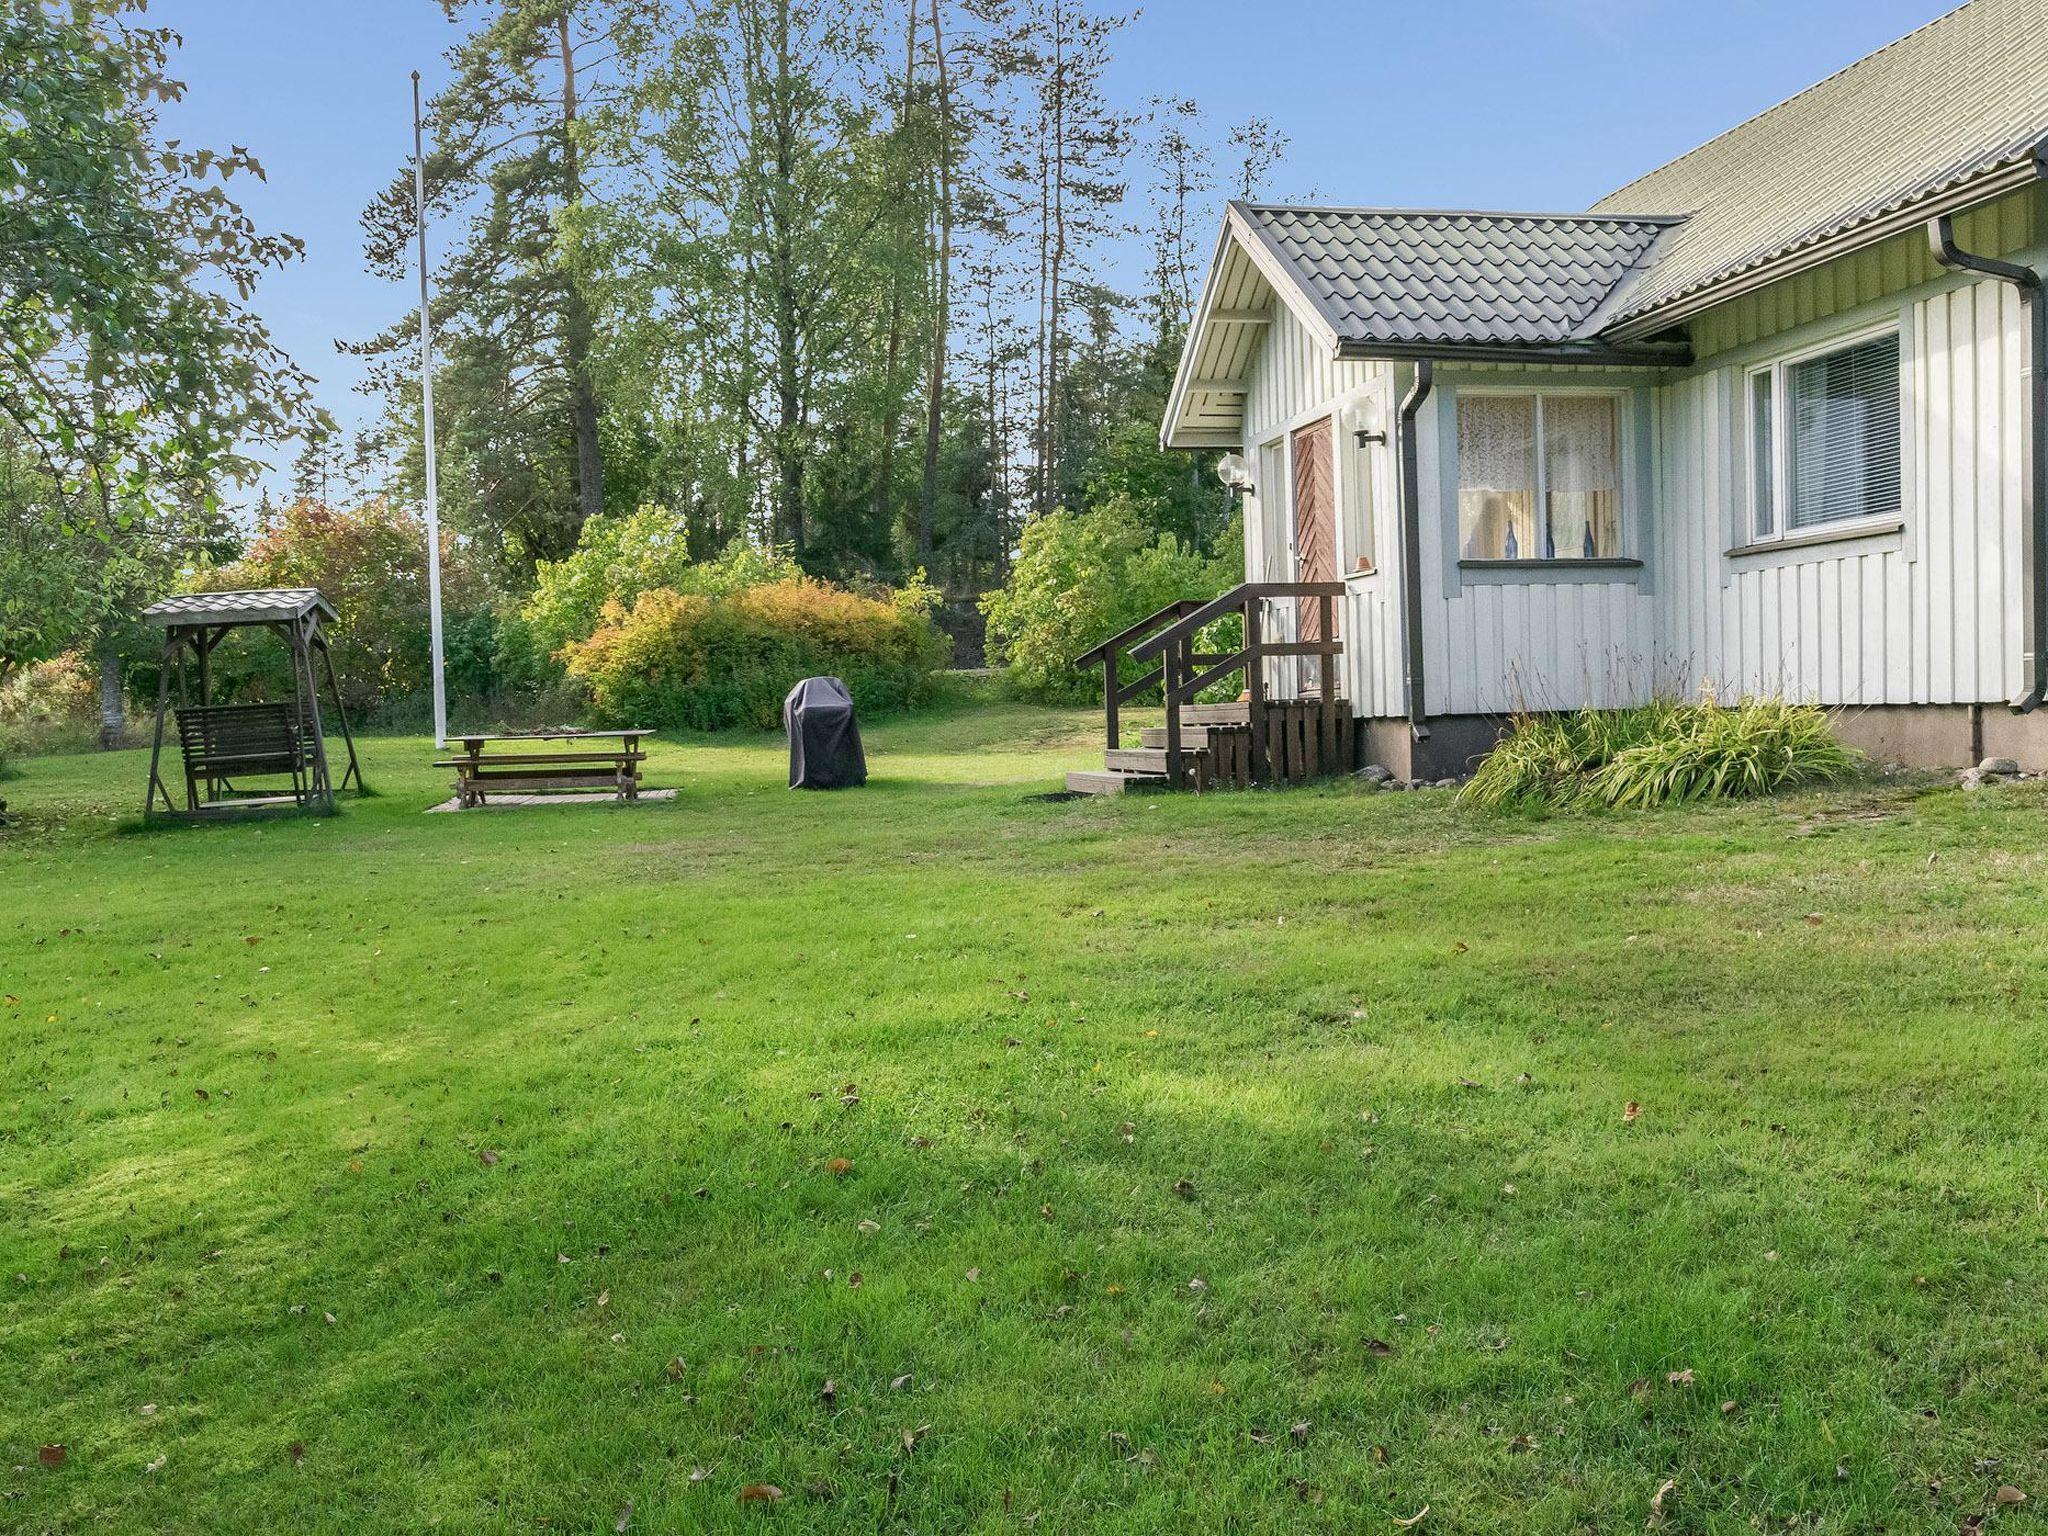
[434, 728, 652, 809]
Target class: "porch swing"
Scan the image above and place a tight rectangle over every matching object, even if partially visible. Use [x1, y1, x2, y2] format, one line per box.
[139, 589, 363, 822]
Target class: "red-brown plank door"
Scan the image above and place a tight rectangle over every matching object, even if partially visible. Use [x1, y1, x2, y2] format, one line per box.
[1291, 416, 1337, 689]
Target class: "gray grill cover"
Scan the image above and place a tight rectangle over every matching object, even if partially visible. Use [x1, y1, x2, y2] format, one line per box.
[785, 676, 866, 789]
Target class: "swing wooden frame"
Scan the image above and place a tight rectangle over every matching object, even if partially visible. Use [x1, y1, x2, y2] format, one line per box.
[139, 589, 363, 822]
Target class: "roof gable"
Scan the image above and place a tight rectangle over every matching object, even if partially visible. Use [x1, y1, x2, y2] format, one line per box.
[1235, 204, 1680, 351]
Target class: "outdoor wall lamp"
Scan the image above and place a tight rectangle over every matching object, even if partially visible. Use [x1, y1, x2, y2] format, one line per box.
[1215, 451, 1255, 498]
[1352, 398, 1387, 446]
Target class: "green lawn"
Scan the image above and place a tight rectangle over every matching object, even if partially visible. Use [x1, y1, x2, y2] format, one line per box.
[5, 698, 2048, 1533]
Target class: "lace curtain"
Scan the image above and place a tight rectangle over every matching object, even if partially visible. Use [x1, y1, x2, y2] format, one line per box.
[1458, 394, 1619, 559]
[1457, 396, 1536, 559]
[1544, 396, 1620, 558]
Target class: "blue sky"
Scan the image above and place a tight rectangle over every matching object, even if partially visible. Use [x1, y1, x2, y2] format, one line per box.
[157, 0, 1952, 503]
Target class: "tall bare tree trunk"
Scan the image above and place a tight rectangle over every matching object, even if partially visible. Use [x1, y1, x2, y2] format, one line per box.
[96, 637, 124, 750]
[1044, 3, 1066, 517]
[767, 0, 805, 555]
[559, 11, 605, 534]
[875, 1, 918, 547]
[917, 0, 952, 564]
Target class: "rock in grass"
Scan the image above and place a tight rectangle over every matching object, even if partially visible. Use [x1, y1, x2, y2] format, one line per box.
[1979, 756, 2021, 775]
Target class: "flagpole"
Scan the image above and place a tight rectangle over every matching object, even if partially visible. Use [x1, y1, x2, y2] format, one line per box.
[412, 69, 448, 751]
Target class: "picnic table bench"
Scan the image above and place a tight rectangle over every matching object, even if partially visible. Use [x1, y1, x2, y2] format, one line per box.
[434, 728, 652, 808]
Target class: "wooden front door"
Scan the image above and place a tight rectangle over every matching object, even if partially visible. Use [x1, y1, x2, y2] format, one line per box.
[1291, 416, 1336, 688]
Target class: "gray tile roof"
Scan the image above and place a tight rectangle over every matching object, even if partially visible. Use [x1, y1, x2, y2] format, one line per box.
[1235, 204, 1680, 351]
[142, 588, 338, 628]
[1592, 0, 2048, 326]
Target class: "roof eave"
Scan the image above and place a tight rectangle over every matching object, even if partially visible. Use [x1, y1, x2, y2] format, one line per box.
[1160, 202, 1348, 451]
[1333, 337, 1692, 369]
[1603, 151, 2048, 343]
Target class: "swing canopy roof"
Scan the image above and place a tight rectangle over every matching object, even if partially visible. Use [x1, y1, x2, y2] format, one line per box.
[141, 588, 338, 629]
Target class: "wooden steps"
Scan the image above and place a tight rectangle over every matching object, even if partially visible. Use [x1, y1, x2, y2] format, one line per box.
[1104, 745, 1208, 776]
[1067, 700, 1357, 795]
[1064, 769, 1169, 795]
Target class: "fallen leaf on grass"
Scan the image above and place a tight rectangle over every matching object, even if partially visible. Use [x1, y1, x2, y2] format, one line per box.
[826, 1158, 852, 1177]
[902, 1424, 930, 1454]
[38, 1445, 66, 1467]
[287, 1442, 306, 1463]
[144, 1453, 166, 1473]
[1365, 1338, 1394, 1357]
[478, 1148, 500, 1167]
[890, 1373, 914, 1391]
[820, 1379, 836, 1406]
[1171, 1179, 1197, 1200]
[665, 1357, 686, 1381]
[1393, 1505, 1428, 1528]
[1289, 1420, 1312, 1446]
[1646, 1477, 1677, 1529]
[1997, 1485, 2028, 1507]
[738, 1483, 783, 1503]
[688, 1464, 716, 1483]
[1623, 1101, 1642, 1123]
[614, 1499, 633, 1532]
[1666, 1369, 1694, 1386]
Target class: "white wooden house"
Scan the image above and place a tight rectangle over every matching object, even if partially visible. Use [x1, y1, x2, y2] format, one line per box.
[1096, 0, 2048, 786]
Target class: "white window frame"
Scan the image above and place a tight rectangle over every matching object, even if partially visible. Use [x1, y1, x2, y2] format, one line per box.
[1743, 319, 1904, 546]
[1255, 432, 1291, 582]
[1454, 385, 1632, 561]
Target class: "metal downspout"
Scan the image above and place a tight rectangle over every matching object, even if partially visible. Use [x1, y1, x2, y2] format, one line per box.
[1931, 214, 2048, 712]
[1397, 359, 1435, 739]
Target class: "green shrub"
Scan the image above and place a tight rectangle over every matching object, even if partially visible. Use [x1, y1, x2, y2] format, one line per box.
[0, 650, 98, 727]
[979, 497, 1239, 703]
[196, 497, 497, 717]
[1462, 696, 1858, 811]
[525, 512, 800, 658]
[561, 577, 950, 731]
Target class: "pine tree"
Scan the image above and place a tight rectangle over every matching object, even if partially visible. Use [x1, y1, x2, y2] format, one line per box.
[356, 0, 648, 567]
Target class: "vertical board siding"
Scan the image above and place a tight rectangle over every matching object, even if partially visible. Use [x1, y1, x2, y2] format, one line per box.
[1234, 241, 2029, 722]
[1651, 276, 2023, 705]
[1240, 303, 1397, 716]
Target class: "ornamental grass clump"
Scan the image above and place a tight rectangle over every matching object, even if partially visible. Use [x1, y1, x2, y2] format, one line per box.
[1462, 695, 1858, 811]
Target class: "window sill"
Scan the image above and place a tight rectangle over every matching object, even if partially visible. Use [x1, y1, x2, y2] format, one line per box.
[1456, 557, 1644, 585]
[1344, 562, 1378, 581]
[1725, 516, 1904, 560]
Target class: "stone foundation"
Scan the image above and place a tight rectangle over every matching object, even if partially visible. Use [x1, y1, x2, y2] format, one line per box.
[1355, 703, 2048, 780]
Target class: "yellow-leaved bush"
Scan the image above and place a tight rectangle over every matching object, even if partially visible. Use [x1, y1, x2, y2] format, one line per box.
[561, 577, 950, 731]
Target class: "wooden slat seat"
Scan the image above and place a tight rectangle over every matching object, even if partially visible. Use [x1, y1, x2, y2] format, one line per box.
[175, 702, 311, 810]
[432, 751, 647, 768]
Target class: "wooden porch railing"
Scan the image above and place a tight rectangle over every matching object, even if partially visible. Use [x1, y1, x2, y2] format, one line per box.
[1071, 581, 1345, 788]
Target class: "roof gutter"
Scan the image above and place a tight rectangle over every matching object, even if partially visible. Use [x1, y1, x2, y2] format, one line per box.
[1931, 213, 2048, 712]
[1337, 337, 1690, 369]
[1397, 360, 1435, 740]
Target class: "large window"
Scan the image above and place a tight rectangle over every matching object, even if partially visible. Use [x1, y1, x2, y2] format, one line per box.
[1457, 392, 1623, 561]
[1746, 328, 1901, 541]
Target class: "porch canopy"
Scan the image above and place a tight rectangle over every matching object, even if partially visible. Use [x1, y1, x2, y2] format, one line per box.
[139, 588, 363, 822]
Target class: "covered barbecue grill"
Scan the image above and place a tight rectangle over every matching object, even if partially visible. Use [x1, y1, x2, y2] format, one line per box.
[784, 676, 866, 789]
